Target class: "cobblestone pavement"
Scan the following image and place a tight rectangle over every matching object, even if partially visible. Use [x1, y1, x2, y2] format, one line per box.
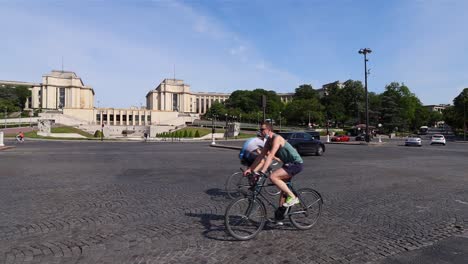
[0, 140, 467, 264]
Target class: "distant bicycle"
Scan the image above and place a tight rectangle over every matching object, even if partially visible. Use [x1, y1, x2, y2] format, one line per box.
[15, 135, 24, 143]
[224, 171, 323, 240]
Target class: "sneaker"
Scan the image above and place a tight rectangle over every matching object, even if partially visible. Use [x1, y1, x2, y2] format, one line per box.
[269, 219, 284, 226]
[283, 196, 299, 207]
[273, 220, 284, 226]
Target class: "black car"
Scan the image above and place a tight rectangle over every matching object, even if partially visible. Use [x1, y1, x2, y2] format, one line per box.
[305, 131, 320, 140]
[278, 132, 325, 156]
[355, 133, 373, 141]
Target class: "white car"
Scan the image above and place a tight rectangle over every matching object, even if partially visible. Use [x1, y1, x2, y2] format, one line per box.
[405, 135, 422, 147]
[430, 134, 446, 145]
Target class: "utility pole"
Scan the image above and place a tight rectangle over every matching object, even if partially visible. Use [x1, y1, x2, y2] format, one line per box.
[262, 95, 267, 122]
[279, 111, 282, 132]
[359, 48, 372, 143]
[225, 113, 228, 140]
[464, 96, 466, 141]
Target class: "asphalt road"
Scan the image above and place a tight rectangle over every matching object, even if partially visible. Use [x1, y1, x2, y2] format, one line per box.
[0, 139, 467, 264]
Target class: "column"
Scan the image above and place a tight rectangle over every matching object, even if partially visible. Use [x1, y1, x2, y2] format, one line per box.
[125, 111, 129, 126]
[113, 111, 117, 126]
[198, 96, 202, 114]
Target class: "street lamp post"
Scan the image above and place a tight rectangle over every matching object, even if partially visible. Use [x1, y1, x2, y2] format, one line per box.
[257, 112, 260, 127]
[358, 48, 372, 143]
[378, 123, 383, 143]
[279, 111, 282, 132]
[225, 113, 228, 140]
[324, 90, 330, 142]
[464, 96, 466, 141]
[4, 107, 6, 129]
[211, 116, 216, 145]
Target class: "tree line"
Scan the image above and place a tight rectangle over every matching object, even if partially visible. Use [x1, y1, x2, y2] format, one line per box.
[205, 80, 455, 134]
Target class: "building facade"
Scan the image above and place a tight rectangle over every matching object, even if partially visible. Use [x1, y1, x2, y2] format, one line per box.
[1, 70, 303, 126]
[425, 104, 450, 113]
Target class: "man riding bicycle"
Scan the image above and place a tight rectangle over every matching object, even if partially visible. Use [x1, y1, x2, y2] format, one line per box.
[16, 131, 25, 142]
[243, 122, 303, 208]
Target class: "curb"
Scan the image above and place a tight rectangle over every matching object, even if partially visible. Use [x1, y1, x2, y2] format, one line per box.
[209, 144, 242, 150]
[325, 142, 386, 146]
[0, 146, 15, 151]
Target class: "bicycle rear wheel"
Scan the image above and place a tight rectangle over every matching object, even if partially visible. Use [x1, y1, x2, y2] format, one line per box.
[289, 188, 323, 230]
[225, 172, 251, 199]
[225, 197, 266, 240]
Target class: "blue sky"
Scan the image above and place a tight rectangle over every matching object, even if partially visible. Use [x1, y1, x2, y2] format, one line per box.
[1, 0, 467, 108]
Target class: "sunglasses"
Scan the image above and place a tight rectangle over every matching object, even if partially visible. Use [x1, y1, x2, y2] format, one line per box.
[259, 128, 266, 131]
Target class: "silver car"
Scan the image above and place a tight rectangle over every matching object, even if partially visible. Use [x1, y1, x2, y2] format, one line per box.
[430, 134, 446, 145]
[405, 135, 422, 147]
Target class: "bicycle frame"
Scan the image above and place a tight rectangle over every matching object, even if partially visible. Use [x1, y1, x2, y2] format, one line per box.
[248, 173, 319, 218]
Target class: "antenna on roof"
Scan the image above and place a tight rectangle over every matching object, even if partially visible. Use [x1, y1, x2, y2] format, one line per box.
[173, 64, 176, 80]
[61, 56, 64, 72]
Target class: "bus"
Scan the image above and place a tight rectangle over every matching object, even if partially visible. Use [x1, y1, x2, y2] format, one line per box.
[419, 126, 429, 135]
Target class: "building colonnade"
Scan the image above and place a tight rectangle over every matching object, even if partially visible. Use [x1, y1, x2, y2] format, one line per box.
[95, 109, 152, 126]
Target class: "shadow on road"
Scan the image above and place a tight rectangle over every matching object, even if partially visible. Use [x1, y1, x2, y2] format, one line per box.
[185, 211, 236, 241]
[205, 187, 237, 202]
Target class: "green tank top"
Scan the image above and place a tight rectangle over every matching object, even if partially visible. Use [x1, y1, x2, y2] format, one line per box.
[268, 135, 303, 164]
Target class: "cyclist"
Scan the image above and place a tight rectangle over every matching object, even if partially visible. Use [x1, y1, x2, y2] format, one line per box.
[244, 122, 303, 208]
[239, 132, 265, 170]
[16, 131, 25, 142]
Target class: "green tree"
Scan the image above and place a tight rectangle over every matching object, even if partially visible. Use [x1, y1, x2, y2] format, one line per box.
[321, 81, 346, 127]
[205, 101, 227, 118]
[0, 85, 31, 111]
[194, 130, 200, 138]
[283, 98, 323, 126]
[444, 88, 468, 130]
[183, 130, 188, 138]
[380, 82, 423, 132]
[294, 84, 319, 100]
[341, 80, 365, 125]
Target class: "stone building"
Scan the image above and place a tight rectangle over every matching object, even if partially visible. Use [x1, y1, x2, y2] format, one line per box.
[1, 70, 296, 131]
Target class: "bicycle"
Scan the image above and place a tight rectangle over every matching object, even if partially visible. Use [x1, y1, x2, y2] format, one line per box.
[224, 171, 323, 240]
[225, 162, 281, 199]
[15, 136, 24, 143]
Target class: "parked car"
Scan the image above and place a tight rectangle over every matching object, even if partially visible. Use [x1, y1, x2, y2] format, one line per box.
[355, 133, 372, 141]
[278, 132, 325, 156]
[331, 134, 350, 142]
[430, 134, 446, 145]
[405, 135, 422, 147]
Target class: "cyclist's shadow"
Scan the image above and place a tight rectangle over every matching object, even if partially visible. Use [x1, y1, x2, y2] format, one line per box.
[205, 187, 231, 201]
[185, 211, 237, 241]
[182, 188, 231, 241]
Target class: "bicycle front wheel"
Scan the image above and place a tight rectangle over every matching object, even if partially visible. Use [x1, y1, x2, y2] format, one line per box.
[263, 179, 281, 196]
[225, 172, 251, 199]
[289, 188, 323, 230]
[225, 197, 266, 240]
